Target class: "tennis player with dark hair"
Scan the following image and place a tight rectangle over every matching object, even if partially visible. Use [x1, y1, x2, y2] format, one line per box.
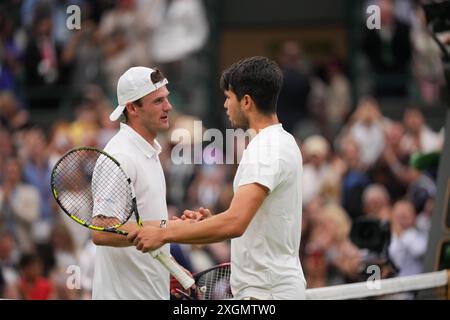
[91, 66, 180, 299]
[129, 56, 306, 300]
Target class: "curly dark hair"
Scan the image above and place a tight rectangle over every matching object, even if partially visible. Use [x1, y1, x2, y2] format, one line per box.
[220, 56, 283, 114]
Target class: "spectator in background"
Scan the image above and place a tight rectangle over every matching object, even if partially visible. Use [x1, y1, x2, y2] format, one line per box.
[384, 122, 410, 163]
[405, 165, 436, 216]
[98, 107, 120, 148]
[323, 57, 352, 139]
[79, 85, 118, 148]
[305, 56, 352, 141]
[389, 200, 427, 278]
[0, 127, 16, 176]
[78, 240, 96, 300]
[362, 184, 391, 221]
[0, 91, 29, 131]
[67, 102, 99, 147]
[0, 157, 40, 253]
[21, 0, 90, 91]
[382, 127, 438, 215]
[23, 3, 73, 114]
[0, 12, 23, 94]
[301, 135, 332, 206]
[410, 4, 445, 106]
[48, 222, 81, 299]
[347, 96, 386, 168]
[150, 0, 209, 113]
[416, 197, 433, 235]
[402, 108, 444, 154]
[150, 0, 208, 66]
[376, 121, 409, 201]
[303, 245, 328, 289]
[362, 0, 412, 97]
[0, 231, 20, 299]
[339, 135, 371, 221]
[306, 204, 362, 286]
[187, 162, 227, 213]
[277, 41, 311, 135]
[306, 62, 328, 137]
[47, 121, 73, 167]
[17, 253, 54, 300]
[165, 114, 203, 208]
[299, 196, 324, 259]
[99, 0, 155, 97]
[20, 128, 54, 243]
[385, 199, 428, 300]
[61, 19, 104, 108]
[20, 0, 86, 45]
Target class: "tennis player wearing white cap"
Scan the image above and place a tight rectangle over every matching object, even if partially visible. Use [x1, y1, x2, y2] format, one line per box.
[91, 66, 179, 300]
[128, 57, 306, 300]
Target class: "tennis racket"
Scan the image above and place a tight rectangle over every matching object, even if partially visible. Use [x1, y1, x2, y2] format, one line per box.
[50, 146, 194, 290]
[172, 263, 232, 300]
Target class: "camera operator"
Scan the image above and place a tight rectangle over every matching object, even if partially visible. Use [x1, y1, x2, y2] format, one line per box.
[350, 198, 428, 283]
[350, 215, 396, 282]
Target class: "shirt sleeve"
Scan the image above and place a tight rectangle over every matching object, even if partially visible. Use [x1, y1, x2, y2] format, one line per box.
[237, 143, 284, 192]
[92, 153, 136, 220]
[402, 229, 428, 258]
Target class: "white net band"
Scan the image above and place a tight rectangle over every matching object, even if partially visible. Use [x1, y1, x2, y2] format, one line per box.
[305, 270, 449, 300]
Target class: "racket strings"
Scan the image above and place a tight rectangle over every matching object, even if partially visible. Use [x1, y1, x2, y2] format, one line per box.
[195, 264, 232, 300]
[52, 149, 133, 228]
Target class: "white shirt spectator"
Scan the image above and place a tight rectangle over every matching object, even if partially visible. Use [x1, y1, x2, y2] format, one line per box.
[350, 122, 385, 167]
[150, 0, 209, 63]
[418, 126, 444, 153]
[0, 183, 40, 253]
[388, 228, 428, 277]
[302, 164, 331, 205]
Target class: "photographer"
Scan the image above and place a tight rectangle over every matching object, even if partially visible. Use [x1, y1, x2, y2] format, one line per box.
[349, 214, 396, 281]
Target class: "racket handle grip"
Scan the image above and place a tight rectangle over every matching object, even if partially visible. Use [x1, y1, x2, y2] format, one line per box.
[151, 250, 195, 290]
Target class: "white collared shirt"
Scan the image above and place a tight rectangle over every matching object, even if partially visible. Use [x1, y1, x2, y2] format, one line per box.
[92, 123, 170, 300]
[231, 124, 306, 300]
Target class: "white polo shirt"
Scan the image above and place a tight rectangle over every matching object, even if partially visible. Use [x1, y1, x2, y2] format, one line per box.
[231, 124, 306, 300]
[92, 123, 170, 300]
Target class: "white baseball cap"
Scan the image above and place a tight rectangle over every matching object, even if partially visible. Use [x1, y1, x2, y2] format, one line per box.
[109, 66, 169, 121]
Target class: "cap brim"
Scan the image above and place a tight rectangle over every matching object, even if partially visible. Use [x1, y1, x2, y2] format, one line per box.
[110, 105, 126, 121]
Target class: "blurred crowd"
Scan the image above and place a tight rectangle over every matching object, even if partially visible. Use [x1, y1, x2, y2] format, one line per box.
[0, 0, 447, 299]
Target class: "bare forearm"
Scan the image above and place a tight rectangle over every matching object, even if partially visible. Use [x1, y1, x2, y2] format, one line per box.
[162, 211, 242, 245]
[161, 185, 267, 245]
[92, 230, 131, 247]
[92, 220, 161, 247]
[130, 184, 267, 252]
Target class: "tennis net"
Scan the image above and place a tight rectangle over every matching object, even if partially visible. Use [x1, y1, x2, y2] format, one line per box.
[305, 270, 449, 300]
